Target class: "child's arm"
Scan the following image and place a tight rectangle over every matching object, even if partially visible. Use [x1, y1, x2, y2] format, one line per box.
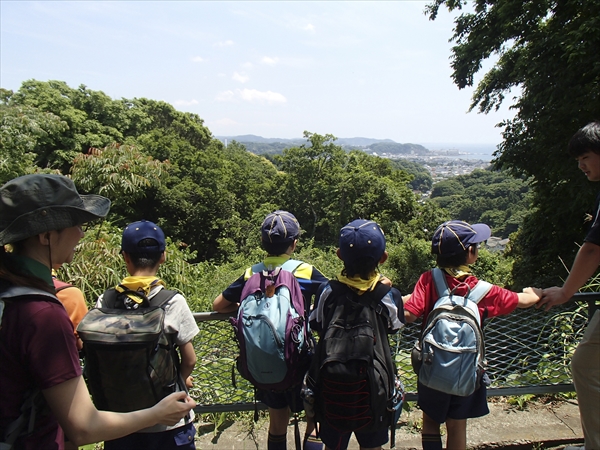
[179, 341, 197, 385]
[516, 287, 542, 308]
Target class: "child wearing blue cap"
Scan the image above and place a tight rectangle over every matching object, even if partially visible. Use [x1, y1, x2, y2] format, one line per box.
[308, 219, 405, 450]
[96, 220, 200, 450]
[404, 220, 541, 450]
[213, 210, 327, 450]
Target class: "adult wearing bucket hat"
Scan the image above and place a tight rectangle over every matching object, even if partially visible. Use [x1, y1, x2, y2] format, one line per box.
[0, 174, 195, 449]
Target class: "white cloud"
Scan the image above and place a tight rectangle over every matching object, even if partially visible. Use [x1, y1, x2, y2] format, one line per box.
[173, 99, 199, 106]
[232, 72, 249, 83]
[191, 56, 205, 63]
[214, 39, 234, 47]
[261, 56, 278, 66]
[303, 24, 316, 33]
[239, 89, 286, 104]
[215, 89, 287, 104]
[216, 90, 235, 102]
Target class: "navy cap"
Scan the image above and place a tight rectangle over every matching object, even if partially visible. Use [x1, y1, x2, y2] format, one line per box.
[261, 210, 300, 244]
[339, 219, 386, 265]
[431, 220, 491, 256]
[121, 220, 166, 253]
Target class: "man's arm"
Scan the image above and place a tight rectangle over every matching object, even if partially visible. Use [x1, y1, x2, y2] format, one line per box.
[538, 241, 600, 311]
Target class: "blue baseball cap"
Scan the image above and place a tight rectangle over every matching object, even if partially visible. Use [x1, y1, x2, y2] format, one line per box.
[261, 210, 300, 244]
[121, 220, 166, 253]
[431, 220, 491, 256]
[339, 219, 386, 265]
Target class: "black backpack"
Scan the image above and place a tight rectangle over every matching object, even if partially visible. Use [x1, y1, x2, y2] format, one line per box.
[77, 287, 182, 412]
[306, 281, 403, 440]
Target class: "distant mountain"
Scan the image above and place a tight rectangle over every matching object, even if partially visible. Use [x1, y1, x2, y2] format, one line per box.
[215, 135, 429, 156]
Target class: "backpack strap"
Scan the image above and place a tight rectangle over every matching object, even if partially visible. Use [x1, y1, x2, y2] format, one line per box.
[250, 259, 303, 276]
[101, 287, 177, 309]
[0, 286, 58, 447]
[467, 280, 493, 304]
[431, 268, 450, 298]
[328, 280, 392, 317]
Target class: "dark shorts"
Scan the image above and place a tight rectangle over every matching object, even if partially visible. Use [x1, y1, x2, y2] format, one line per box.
[417, 381, 489, 424]
[256, 383, 304, 412]
[103, 423, 196, 450]
[318, 422, 389, 450]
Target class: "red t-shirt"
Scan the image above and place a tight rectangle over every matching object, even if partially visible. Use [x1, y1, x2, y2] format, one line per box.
[404, 270, 519, 326]
[0, 296, 82, 449]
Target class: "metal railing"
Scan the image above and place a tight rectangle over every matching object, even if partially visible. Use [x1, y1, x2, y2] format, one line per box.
[189, 293, 599, 414]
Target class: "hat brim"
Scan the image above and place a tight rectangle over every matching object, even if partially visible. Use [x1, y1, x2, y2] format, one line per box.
[0, 194, 110, 245]
[467, 223, 491, 245]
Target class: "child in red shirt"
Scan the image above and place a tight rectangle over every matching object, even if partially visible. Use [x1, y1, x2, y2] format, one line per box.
[404, 220, 541, 450]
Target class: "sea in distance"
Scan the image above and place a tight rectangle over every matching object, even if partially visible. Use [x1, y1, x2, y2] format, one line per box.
[419, 142, 498, 163]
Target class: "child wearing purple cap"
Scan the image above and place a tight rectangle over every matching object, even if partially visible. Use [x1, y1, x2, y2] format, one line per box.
[308, 219, 405, 450]
[213, 210, 328, 450]
[404, 220, 541, 450]
[96, 220, 200, 450]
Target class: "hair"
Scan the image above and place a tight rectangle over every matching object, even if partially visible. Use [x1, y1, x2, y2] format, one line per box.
[0, 241, 55, 293]
[261, 239, 294, 257]
[342, 256, 380, 280]
[436, 245, 477, 268]
[125, 238, 163, 269]
[568, 121, 600, 157]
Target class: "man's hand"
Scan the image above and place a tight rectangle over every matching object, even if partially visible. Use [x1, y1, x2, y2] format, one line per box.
[537, 287, 571, 312]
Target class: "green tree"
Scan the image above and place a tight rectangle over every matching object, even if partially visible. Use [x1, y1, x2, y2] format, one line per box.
[0, 96, 67, 183]
[426, 0, 600, 286]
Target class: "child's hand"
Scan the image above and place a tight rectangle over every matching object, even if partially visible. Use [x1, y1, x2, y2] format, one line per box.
[379, 276, 393, 287]
[185, 376, 194, 389]
[523, 287, 542, 299]
[516, 287, 542, 308]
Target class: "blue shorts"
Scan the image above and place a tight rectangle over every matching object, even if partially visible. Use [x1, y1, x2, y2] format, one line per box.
[104, 423, 196, 450]
[256, 384, 304, 412]
[417, 381, 489, 424]
[317, 422, 389, 450]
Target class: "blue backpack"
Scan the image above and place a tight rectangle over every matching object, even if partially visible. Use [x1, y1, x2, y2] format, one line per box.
[411, 268, 492, 397]
[230, 259, 311, 392]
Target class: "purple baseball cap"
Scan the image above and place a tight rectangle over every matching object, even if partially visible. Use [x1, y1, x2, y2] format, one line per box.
[339, 219, 386, 265]
[261, 210, 300, 244]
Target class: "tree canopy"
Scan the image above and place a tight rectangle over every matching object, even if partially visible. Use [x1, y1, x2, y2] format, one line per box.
[427, 0, 600, 287]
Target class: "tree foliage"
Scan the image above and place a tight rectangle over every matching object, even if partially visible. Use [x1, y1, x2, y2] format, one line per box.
[430, 168, 531, 238]
[427, 0, 600, 287]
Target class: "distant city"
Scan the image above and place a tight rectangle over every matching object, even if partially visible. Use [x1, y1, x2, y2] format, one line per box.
[216, 135, 497, 183]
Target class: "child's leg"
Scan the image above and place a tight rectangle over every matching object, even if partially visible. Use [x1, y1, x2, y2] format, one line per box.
[268, 406, 291, 450]
[445, 418, 467, 450]
[422, 412, 443, 450]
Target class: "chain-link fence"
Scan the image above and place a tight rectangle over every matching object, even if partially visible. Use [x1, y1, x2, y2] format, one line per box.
[190, 293, 598, 413]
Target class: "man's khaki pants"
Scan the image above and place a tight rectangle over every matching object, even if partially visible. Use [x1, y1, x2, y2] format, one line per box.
[572, 309, 600, 450]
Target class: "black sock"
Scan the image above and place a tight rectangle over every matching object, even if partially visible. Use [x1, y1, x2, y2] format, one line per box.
[422, 433, 443, 450]
[268, 432, 287, 450]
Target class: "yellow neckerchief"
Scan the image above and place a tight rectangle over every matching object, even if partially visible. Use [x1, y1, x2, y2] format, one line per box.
[441, 265, 472, 280]
[115, 276, 166, 304]
[336, 271, 382, 295]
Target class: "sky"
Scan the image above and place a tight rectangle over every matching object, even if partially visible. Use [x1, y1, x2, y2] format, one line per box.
[0, 1, 515, 147]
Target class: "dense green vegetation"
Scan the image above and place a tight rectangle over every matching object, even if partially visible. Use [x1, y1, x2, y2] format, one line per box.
[430, 169, 532, 238]
[428, 0, 600, 287]
[2, 79, 535, 308]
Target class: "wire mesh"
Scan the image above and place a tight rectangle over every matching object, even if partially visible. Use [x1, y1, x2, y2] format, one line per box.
[190, 296, 596, 413]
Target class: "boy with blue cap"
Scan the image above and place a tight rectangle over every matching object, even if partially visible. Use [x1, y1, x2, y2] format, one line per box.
[308, 219, 405, 450]
[213, 210, 327, 450]
[404, 220, 541, 450]
[96, 220, 199, 449]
